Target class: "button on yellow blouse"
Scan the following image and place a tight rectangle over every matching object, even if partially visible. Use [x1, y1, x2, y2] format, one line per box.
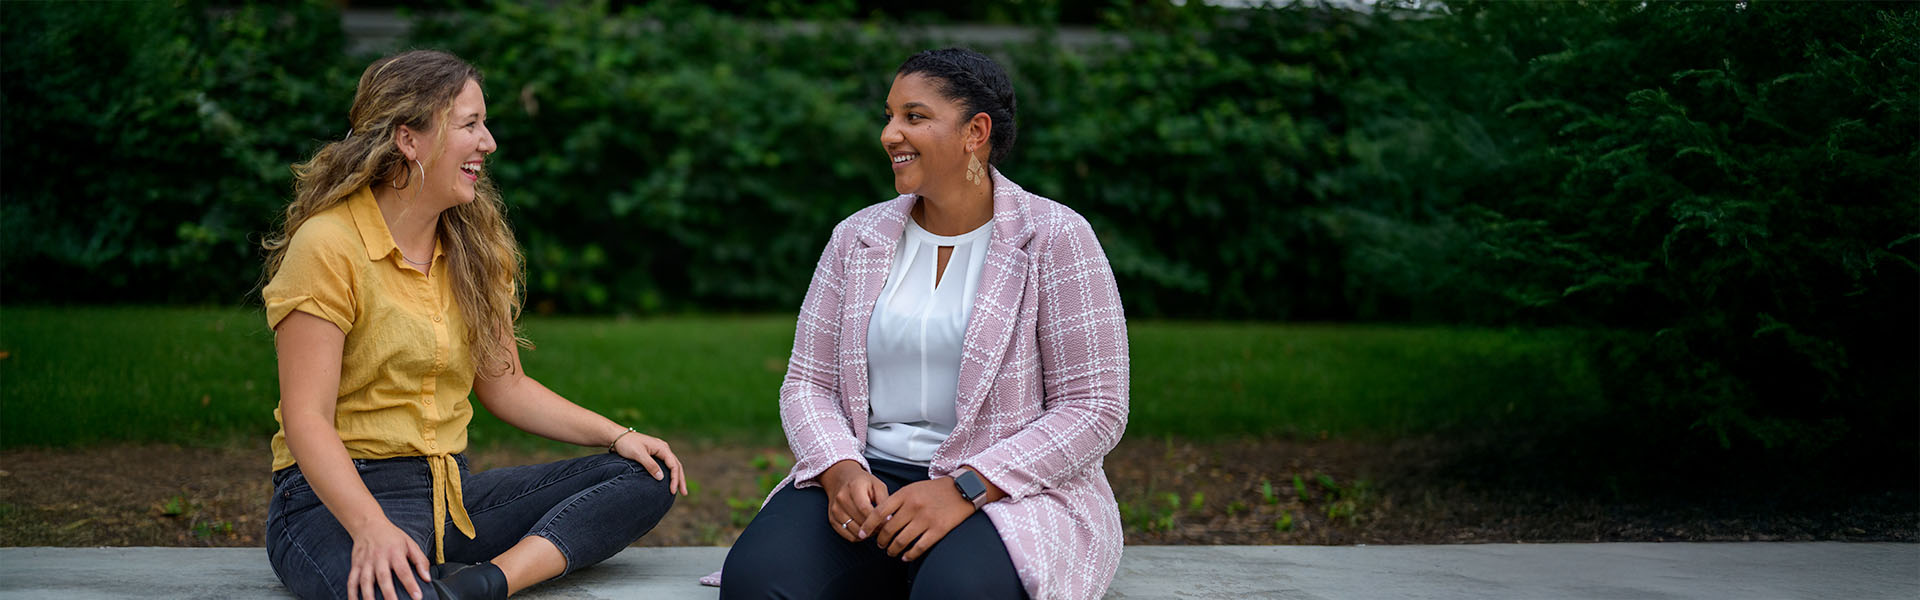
[263, 186, 477, 560]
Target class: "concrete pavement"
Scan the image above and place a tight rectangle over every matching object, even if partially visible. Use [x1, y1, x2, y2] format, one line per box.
[2, 543, 1915, 599]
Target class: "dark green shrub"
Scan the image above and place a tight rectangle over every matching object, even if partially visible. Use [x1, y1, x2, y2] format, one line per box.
[1, 2, 360, 304]
[406, 2, 917, 313]
[3, 0, 1910, 462]
[1444, 1, 1919, 454]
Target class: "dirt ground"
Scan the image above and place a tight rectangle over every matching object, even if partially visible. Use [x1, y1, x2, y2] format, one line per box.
[1, 437, 1913, 548]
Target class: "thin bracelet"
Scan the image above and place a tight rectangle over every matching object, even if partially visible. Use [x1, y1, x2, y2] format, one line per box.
[607, 426, 636, 453]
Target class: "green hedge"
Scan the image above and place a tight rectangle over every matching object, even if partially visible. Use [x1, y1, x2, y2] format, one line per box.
[398, 1, 1544, 321]
[3, 1, 1913, 456]
[0, 1, 1584, 320]
[1442, 1, 1919, 454]
[405, 3, 915, 313]
[1, 2, 358, 304]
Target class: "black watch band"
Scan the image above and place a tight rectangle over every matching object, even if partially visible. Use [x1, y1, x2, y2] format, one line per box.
[952, 469, 990, 509]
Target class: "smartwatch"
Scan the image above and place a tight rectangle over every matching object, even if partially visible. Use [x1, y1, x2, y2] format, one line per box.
[952, 469, 990, 509]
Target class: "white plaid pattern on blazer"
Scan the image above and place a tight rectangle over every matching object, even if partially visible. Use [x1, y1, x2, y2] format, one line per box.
[719, 170, 1130, 599]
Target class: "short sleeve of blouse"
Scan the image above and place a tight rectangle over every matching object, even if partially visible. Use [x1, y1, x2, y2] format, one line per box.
[264, 218, 359, 334]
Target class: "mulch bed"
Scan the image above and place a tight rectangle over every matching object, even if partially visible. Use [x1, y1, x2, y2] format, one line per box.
[2, 437, 1912, 548]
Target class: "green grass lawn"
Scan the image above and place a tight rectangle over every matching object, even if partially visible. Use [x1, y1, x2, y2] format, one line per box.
[0, 306, 1604, 450]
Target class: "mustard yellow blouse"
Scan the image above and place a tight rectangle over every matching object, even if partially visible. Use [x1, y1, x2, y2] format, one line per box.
[264, 186, 476, 560]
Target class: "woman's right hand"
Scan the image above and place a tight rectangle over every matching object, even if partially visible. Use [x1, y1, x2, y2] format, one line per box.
[820, 460, 888, 542]
[345, 517, 432, 600]
[277, 312, 428, 599]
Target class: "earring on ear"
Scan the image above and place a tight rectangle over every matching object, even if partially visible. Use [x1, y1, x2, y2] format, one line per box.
[392, 159, 414, 190]
[966, 153, 987, 187]
[391, 158, 424, 190]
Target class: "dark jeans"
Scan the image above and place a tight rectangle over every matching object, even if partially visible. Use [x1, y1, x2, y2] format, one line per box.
[720, 457, 1028, 600]
[266, 452, 674, 600]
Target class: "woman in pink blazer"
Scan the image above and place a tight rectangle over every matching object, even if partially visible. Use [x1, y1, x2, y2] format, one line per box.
[713, 48, 1129, 600]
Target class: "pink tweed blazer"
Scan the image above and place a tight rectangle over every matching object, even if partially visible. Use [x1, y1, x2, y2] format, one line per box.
[708, 170, 1130, 599]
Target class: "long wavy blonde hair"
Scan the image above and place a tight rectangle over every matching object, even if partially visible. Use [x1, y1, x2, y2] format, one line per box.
[263, 50, 527, 377]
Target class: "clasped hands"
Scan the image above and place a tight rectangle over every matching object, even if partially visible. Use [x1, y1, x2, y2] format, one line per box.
[820, 460, 975, 562]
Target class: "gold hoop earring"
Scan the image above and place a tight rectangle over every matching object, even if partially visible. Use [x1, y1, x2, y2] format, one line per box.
[965, 153, 987, 187]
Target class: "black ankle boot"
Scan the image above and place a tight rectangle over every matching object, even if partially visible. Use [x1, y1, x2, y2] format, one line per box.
[430, 561, 507, 600]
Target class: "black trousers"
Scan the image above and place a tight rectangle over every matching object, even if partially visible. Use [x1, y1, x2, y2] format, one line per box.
[267, 453, 675, 600]
[720, 457, 1029, 600]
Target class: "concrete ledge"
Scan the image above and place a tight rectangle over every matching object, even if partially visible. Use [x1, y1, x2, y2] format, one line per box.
[3, 543, 1915, 599]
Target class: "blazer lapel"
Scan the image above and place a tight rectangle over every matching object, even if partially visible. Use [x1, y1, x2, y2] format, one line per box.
[839, 196, 914, 434]
[947, 170, 1036, 442]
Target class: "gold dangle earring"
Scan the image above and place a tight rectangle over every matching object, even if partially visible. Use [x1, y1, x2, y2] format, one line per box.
[966, 152, 987, 187]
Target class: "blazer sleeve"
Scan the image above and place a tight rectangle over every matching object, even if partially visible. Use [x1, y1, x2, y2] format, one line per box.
[969, 212, 1130, 501]
[780, 221, 872, 487]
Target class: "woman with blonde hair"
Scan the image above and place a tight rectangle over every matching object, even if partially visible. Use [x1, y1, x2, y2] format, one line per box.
[262, 49, 684, 600]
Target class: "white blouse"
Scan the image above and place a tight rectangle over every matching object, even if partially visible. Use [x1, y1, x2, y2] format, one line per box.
[863, 216, 994, 466]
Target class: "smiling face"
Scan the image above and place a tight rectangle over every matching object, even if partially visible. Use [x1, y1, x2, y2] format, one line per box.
[400, 78, 496, 208]
[881, 73, 983, 198]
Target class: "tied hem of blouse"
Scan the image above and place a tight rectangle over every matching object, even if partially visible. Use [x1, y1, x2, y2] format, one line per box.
[429, 453, 475, 562]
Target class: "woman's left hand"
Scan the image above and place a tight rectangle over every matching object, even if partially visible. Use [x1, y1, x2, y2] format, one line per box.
[861, 478, 974, 561]
[612, 431, 688, 496]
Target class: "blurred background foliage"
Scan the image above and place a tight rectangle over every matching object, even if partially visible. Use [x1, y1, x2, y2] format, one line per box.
[2, 0, 1913, 462]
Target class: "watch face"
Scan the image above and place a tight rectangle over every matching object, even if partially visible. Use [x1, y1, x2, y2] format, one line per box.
[955, 471, 987, 500]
